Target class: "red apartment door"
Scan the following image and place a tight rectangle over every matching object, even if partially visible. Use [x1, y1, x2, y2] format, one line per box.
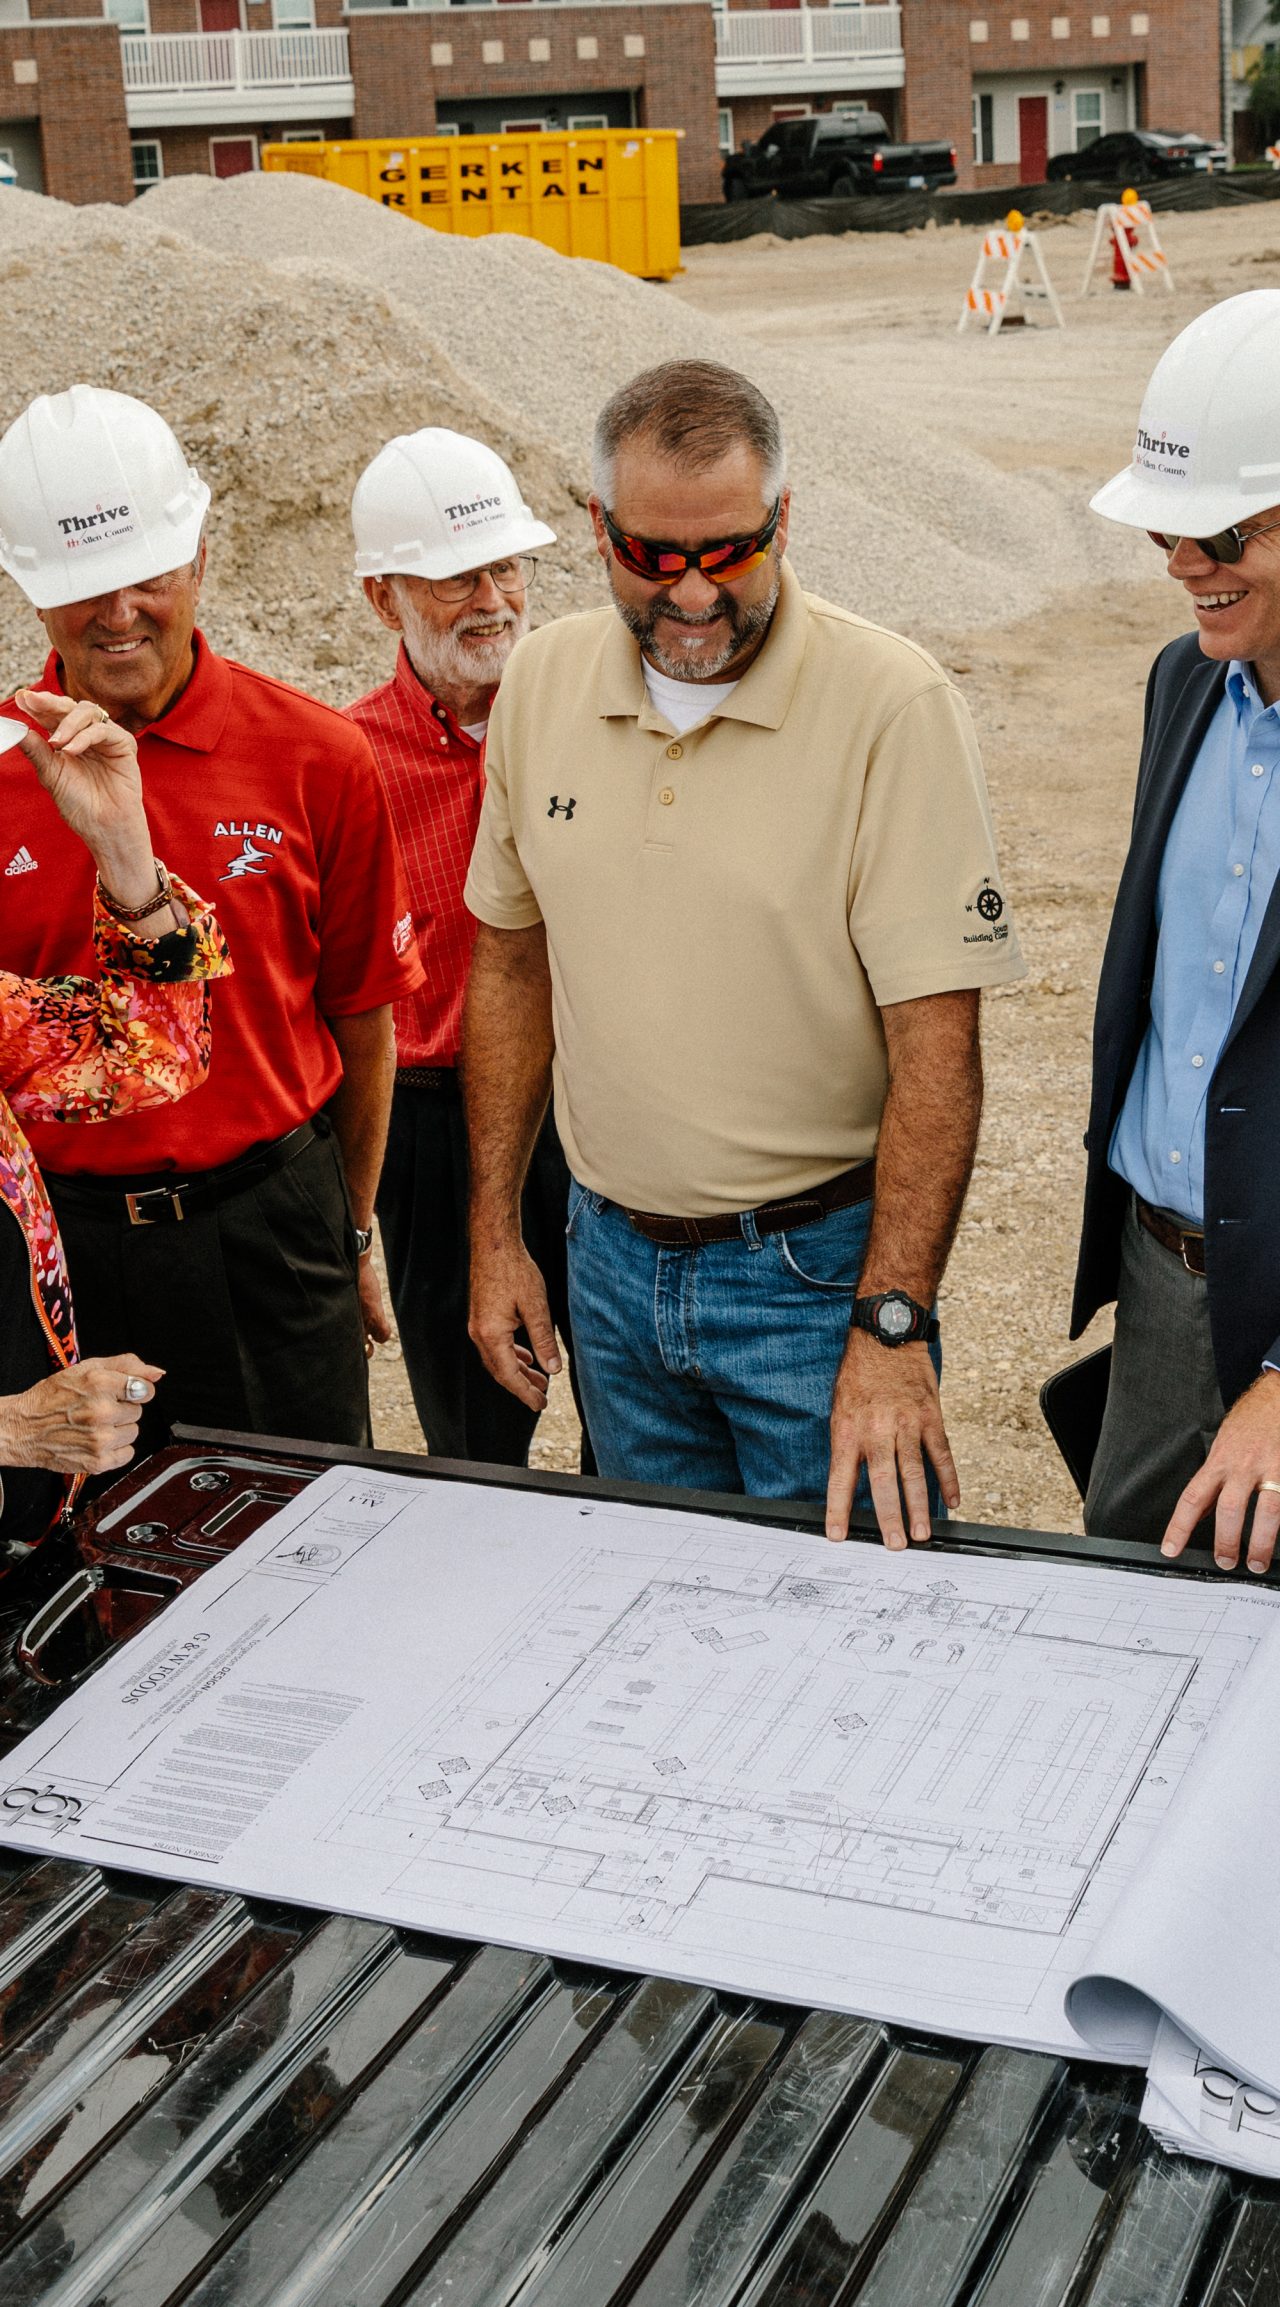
[211, 137, 256, 177]
[200, 0, 242, 29]
[1018, 95, 1048, 184]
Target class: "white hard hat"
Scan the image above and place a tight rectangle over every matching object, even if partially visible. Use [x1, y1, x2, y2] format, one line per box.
[352, 428, 555, 581]
[0, 385, 210, 611]
[1092, 290, 1280, 536]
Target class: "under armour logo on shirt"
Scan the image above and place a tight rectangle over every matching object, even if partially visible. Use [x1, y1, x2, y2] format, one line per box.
[547, 795, 577, 821]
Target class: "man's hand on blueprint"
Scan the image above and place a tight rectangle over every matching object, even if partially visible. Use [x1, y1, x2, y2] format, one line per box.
[1161, 1370, 1280, 1575]
[825, 1331, 960, 1550]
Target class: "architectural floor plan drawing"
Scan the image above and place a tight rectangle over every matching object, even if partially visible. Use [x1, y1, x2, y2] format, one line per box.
[336, 1559, 1199, 1947]
[3, 1466, 1280, 2061]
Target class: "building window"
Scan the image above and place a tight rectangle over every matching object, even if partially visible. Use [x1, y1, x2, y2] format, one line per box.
[273, 0, 314, 26]
[210, 135, 258, 177]
[1074, 88, 1103, 147]
[568, 115, 608, 132]
[105, 0, 148, 32]
[131, 138, 162, 194]
[972, 90, 995, 165]
[502, 118, 548, 133]
[432, 121, 459, 135]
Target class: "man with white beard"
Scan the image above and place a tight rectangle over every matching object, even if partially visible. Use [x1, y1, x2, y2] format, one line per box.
[347, 429, 591, 1468]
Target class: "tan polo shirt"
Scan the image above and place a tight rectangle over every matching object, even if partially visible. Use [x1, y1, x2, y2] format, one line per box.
[465, 561, 1024, 1216]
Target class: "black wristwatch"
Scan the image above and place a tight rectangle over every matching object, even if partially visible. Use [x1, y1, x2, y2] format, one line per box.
[850, 1291, 939, 1347]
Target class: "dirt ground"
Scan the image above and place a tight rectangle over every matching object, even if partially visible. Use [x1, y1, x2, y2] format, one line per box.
[371, 204, 1280, 1533]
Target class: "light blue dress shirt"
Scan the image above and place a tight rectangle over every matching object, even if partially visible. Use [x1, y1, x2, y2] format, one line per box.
[1110, 662, 1280, 1227]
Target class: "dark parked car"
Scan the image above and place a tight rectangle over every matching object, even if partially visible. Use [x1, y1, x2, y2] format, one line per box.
[1170, 131, 1229, 171]
[1045, 129, 1204, 184]
[722, 112, 957, 202]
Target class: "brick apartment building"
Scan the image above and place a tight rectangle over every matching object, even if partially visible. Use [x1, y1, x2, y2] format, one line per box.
[0, 0, 1224, 214]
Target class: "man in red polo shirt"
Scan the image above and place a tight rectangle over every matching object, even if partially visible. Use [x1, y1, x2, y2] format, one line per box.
[347, 428, 590, 1467]
[0, 385, 423, 1449]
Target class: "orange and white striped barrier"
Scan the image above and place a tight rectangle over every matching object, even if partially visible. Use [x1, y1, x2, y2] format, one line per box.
[958, 210, 1065, 337]
[1268, 142, 1280, 170]
[1081, 191, 1174, 296]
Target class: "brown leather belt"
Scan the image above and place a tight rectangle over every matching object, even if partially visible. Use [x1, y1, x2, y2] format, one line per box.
[1136, 1196, 1206, 1278]
[621, 1159, 875, 1248]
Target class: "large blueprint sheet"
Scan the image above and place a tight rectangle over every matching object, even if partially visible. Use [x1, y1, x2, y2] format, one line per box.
[3, 1466, 1278, 2057]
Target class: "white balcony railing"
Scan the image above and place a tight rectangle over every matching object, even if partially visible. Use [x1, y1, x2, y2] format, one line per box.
[121, 27, 351, 98]
[714, 3, 902, 71]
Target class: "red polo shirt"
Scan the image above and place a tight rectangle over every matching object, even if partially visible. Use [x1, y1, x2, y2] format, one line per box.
[0, 635, 422, 1176]
[345, 644, 485, 1069]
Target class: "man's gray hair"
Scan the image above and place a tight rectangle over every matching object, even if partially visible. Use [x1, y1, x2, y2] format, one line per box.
[592, 360, 786, 507]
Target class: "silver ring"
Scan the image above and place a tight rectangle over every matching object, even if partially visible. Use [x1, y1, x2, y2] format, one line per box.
[1260, 1480, 1280, 1497]
[124, 1377, 150, 1403]
[94, 705, 110, 725]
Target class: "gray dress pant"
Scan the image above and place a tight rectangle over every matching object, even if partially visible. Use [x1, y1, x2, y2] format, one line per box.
[1084, 1194, 1224, 1545]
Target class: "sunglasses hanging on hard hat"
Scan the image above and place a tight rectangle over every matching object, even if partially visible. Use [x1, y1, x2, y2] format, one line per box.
[601, 500, 782, 586]
[1148, 515, 1280, 567]
[426, 555, 539, 605]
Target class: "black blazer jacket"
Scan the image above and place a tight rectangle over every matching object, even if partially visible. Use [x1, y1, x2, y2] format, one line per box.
[1071, 632, 1280, 1406]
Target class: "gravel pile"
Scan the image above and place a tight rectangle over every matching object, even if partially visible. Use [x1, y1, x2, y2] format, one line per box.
[0, 173, 1129, 698]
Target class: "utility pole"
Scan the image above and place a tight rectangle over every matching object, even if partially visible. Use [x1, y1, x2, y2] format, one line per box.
[1223, 0, 1234, 160]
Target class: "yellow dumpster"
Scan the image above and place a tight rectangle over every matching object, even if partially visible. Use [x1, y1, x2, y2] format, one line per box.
[262, 127, 683, 281]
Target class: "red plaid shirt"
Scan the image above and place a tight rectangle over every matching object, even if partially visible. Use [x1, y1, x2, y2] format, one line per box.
[346, 646, 486, 1069]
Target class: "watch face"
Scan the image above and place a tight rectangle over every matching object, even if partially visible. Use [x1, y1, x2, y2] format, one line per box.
[877, 1296, 914, 1340]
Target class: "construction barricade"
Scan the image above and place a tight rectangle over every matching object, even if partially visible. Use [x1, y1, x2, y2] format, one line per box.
[1081, 190, 1174, 296]
[958, 211, 1065, 337]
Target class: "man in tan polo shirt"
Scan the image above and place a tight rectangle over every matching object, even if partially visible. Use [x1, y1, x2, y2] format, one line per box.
[463, 358, 1023, 1546]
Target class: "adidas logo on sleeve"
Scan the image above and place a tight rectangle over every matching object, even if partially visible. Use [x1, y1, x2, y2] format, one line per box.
[4, 846, 36, 876]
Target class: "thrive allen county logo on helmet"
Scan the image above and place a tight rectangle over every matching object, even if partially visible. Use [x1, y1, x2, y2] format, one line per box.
[57, 501, 139, 555]
[1132, 424, 1196, 487]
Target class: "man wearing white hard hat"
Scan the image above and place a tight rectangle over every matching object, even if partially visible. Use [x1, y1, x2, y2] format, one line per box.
[0, 385, 423, 1451]
[347, 428, 591, 1468]
[1073, 289, 1280, 1572]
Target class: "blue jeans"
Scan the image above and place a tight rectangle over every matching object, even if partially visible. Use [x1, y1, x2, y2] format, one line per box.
[566, 1183, 942, 1506]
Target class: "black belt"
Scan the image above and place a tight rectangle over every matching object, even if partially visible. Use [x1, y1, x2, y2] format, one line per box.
[621, 1159, 876, 1248]
[43, 1119, 321, 1228]
[395, 1066, 456, 1092]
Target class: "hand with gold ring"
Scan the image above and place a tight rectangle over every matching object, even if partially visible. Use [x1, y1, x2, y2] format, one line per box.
[1162, 1369, 1280, 1574]
[14, 690, 180, 937]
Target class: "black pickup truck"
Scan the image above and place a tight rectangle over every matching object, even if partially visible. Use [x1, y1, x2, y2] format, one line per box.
[722, 111, 958, 201]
